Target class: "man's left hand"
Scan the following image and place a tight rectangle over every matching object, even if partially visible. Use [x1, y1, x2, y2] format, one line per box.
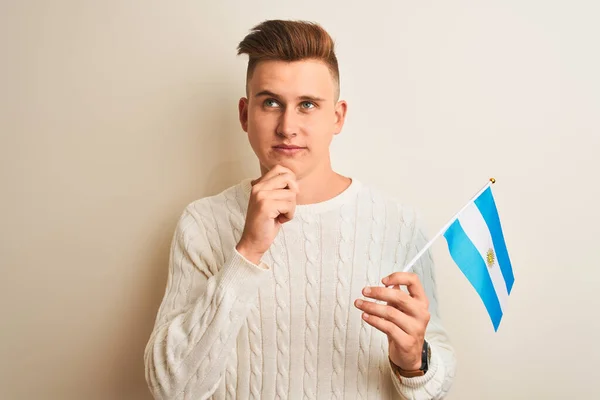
[354, 272, 430, 371]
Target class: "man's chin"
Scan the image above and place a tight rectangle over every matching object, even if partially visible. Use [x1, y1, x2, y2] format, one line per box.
[260, 160, 303, 177]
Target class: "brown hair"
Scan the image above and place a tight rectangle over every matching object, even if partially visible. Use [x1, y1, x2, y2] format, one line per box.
[237, 20, 340, 99]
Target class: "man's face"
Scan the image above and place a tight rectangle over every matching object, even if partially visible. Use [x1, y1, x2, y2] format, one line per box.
[239, 59, 347, 179]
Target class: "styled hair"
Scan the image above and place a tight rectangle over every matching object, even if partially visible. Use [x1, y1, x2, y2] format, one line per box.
[237, 20, 340, 98]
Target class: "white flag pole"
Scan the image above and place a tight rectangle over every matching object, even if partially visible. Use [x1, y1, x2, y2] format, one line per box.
[401, 178, 496, 273]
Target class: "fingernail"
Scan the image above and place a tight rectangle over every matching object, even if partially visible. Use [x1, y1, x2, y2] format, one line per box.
[355, 299, 363, 307]
[363, 287, 371, 295]
[363, 313, 369, 320]
[382, 277, 389, 284]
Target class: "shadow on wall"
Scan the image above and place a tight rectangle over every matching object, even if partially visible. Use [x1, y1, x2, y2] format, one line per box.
[124, 86, 256, 399]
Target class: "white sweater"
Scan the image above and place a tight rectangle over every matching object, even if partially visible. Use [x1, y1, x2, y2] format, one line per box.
[144, 178, 456, 399]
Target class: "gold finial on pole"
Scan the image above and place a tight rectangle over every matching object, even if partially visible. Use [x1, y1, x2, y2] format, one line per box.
[490, 178, 496, 184]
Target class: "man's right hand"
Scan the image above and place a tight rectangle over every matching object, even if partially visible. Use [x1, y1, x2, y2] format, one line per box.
[236, 165, 299, 264]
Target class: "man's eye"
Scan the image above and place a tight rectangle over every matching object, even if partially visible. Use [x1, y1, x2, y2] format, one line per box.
[300, 101, 315, 109]
[264, 99, 280, 108]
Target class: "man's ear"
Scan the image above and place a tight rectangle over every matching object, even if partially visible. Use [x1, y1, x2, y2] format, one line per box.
[239, 97, 249, 132]
[333, 100, 348, 135]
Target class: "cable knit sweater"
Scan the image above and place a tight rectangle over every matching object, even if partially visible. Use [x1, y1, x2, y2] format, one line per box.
[144, 178, 456, 399]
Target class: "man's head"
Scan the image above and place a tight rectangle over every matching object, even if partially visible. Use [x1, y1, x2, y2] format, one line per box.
[237, 20, 347, 179]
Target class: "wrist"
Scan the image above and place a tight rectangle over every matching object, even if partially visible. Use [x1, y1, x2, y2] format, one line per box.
[390, 340, 430, 379]
[395, 359, 422, 371]
[390, 346, 422, 371]
[390, 353, 421, 372]
[235, 241, 264, 265]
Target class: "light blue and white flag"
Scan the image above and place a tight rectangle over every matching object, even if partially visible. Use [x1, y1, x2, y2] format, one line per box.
[403, 179, 514, 331]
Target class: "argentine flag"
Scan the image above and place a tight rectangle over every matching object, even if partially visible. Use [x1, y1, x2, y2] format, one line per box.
[443, 183, 515, 331]
[402, 179, 514, 331]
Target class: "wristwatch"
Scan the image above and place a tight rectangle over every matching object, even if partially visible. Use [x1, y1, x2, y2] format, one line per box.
[390, 340, 431, 379]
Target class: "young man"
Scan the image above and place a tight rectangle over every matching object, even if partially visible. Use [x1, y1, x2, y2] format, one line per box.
[145, 20, 456, 399]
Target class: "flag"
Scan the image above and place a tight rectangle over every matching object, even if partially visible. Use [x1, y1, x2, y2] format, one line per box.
[442, 184, 514, 331]
[402, 179, 515, 331]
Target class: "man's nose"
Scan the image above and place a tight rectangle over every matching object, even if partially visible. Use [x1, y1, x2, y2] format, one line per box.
[276, 108, 299, 138]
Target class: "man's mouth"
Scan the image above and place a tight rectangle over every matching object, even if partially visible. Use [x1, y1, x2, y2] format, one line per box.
[274, 145, 306, 149]
[273, 144, 307, 155]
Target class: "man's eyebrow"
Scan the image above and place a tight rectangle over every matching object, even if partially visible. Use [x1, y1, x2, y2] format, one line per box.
[298, 95, 326, 102]
[254, 90, 326, 102]
[254, 90, 280, 98]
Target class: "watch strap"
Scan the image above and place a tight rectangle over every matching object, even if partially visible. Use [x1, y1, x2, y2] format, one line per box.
[390, 340, 430, 379]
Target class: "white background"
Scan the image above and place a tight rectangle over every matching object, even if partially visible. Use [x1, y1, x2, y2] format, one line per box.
[2, 1, 599, 398]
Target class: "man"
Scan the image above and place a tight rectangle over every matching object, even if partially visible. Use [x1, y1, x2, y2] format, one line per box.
[145, 20, 456, 399]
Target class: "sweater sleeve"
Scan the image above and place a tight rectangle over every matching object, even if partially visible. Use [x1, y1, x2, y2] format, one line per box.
[144, 205, 270, 400]
[391, 212, 457, 399]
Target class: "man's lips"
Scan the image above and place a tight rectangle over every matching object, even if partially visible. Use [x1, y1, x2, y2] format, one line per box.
[273, 145, 306, 149]
[273, 145, 307, 155]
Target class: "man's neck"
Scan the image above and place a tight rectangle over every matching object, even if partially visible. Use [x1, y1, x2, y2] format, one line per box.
[295, 168, 352, 205]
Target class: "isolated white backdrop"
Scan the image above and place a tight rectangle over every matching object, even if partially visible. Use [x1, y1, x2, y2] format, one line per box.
[1, 1, 599, 399]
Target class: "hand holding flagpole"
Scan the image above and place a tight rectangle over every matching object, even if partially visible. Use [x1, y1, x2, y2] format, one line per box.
[398, 177, 514, 330]
[355, 177, 511, 369]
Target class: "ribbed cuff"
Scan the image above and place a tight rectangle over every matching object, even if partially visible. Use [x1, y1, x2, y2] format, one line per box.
[216, 248, 271, 300]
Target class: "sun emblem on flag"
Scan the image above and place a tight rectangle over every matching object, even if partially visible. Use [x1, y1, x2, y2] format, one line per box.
[486, 248, 495, 268]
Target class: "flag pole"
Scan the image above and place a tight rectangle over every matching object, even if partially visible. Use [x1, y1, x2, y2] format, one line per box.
[401, 178, 496, 273]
